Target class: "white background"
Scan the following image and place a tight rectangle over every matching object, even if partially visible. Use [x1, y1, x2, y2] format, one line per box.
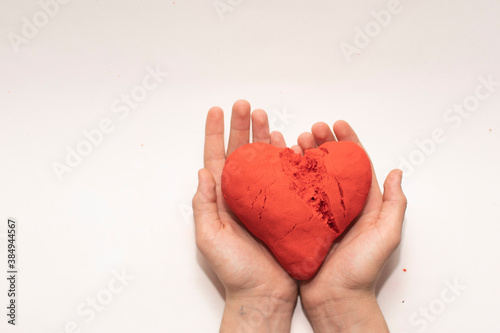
[1, 0, 499, 332]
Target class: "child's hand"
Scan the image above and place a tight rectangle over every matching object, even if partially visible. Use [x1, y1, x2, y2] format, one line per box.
[192, 100, 297, 332]
[297, 121, 407, 333]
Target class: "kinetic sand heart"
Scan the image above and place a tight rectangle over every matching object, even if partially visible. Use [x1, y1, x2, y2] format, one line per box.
[221, 141, 372, 280]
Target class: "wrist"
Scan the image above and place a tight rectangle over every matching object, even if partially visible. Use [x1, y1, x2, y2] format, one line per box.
[301, 291, 388, 333]
[221, 293, 296, 333]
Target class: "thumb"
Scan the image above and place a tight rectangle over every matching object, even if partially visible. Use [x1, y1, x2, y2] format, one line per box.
[377, 169, 407, 247]
[192, 168, 222, 240]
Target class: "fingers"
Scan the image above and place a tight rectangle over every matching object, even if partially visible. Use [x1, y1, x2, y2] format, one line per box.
[377, 169, 407, 246]
[270, 131, 286, 148]
[297, 132, 316, 151]
[332, 120, 361, 144]
[227, 100, 251, 156]
[290, 145, 303, 155]
[193, 169, 223, 242]
[252, 109, 271, 143]
[204, 107, 226, 176]
[311, 122, 336, 146]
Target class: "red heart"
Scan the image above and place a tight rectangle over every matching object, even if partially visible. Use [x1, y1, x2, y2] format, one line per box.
[221, 141, 372, 280]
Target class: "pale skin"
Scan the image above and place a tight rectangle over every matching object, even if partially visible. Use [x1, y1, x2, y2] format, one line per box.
[192, 100, 407, 332]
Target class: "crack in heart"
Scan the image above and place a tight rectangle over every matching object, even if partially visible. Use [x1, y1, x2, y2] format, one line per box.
[279, 149, 343, 235]
[251, 189, 263, 210]
[251, 180, 276, 223]
[333, 176, 346, 219]
[259, 194, 267, 223]
[278, 222, 298, 241]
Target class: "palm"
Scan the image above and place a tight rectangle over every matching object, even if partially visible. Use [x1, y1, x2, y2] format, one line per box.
[301, 195, 389, 296]
[296, 121, 405, 301]
[194, 100, 297, 300]
[212, 211, 296, 294]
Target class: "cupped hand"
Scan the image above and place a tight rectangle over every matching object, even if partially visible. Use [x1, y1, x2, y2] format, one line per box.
[297, 121, 407, 331]
[192, 100, 298, 331]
